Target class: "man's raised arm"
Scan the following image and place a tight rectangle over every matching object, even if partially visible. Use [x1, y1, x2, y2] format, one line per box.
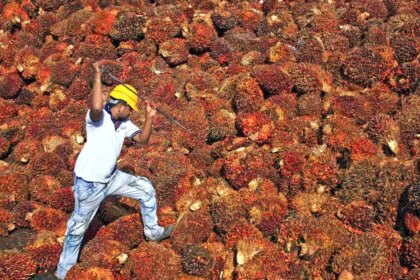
[89, 61, 104, 122]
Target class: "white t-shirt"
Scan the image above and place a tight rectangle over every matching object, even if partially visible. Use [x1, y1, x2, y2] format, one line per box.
[74, 105, 141, 183]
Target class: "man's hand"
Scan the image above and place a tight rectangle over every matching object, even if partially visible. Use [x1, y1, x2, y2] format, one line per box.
[145, 100, 157, 119]
[92, 61, 102, 74]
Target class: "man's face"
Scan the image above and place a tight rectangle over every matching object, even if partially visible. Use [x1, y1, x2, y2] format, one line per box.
[117, 103, 132, 120]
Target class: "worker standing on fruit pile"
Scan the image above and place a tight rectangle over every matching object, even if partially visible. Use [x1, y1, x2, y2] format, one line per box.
[55, 61, 174, 280]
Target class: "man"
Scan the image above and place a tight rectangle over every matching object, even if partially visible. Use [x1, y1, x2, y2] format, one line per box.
[55, 61, 173, 279]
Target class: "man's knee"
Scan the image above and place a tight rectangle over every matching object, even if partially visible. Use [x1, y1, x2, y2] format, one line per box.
[66, 212, 90, 237]
[136, 177, 156, 197]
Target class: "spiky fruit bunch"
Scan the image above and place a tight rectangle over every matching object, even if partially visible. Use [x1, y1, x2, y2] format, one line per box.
[109, 11, 144, 41]
[343, 47, 391, 87]
[331, 234, 395, 277]
[290, 192, 330, 217]
[211, 8, 238, 33]
[233, 76, 264, 114]
[180, 244, 214, 277]
[0, 249, 37, 279]
[391, 34, 419, 64]
[98, 196, 134, 225]
[159, 38, 189, 66]
[406, 182, 420, 215]
[187, 22, 217, 53]
[95, 213, 144, 249]
[248, 195, 288, 237]
[331, 92, 373, 125]
[367, 114, 400, 146]
[49, 186, 74, 213]
[388, 61, 420, 94]
[29, 152, 67, 176]
[144, 17, 180, 44]
[336, 160, 379, 205]
[0, 72, 24, 99]
[121, 242, 181, 279]
[66, 264, 114, 280]
[236, 112, 273, 144]
[209, 37, 234, 65]
[79, 238, 129, 272]
[401, 235, 420, 269]
[26, 230, 61, 270]
[223, 218, 263, 249]
[222, 145, 279, 190]
[251, 64, 292, 96]
[398, 95, 420, 151]
[29, 206, 68, 235]
[29, 175, 62, 204]
[12, 200, 37, 228]
[337, 201, 376, 232]
[75, 34, 117, 60]
[0, 170, 29, 202]
[170, 209, 214, 252]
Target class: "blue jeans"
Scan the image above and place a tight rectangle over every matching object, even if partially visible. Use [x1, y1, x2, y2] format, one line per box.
[55, 170, 163, 279]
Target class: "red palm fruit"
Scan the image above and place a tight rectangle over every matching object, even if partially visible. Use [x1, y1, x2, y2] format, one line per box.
[159, 38, 189, 66]
[398, 95, 420, 151]
[28, 206, 68, 235]
[404, 212, 420, 235]
[343, 47, 391, 87]
[26, 230, 61, 270]
[0, 72, 24, 99]
[180, 244, 214, 277]
[0, 208, 14, 236]
[209, 37, 234, 65]
[223, 218, 263, 250]
[79, 238, 129, 272]
[249, 194, 288, 237]
[50, 8, 93, 39]
[0, 136, 10, 159]
[222, 145, 279, 190]
[109, 11, 144, 41]
[290, 192, 331, 217]
[187, 22, 217, 53]
[49, 187, 74, 213]
[401, 235, 420, 269]
[337, 201, 376, 232]
[0, 98, 18, 123]
[372, 159, 415, 225]
[322, 115, 364, 152]
[236, 112, 273, 144]
[29, 175, 62, 204]
[251, 64, 292, 96]
[366, 114, 400, 152]
[12, 200, 37, 228]
[66, 264, 114, 280]
[67, 76, 91, 101]
[337, 160, 379, 205]
[332, 233, 396, 278]
[362, 82, 399, 116]
[304, 148, 339, 190]
[233, 76, 264, 114]
[170, 209, 214, 252]
[210, 189, 247, 236]
[0, 249, 37, 279]
[144, 17, 180, 44]
[50, 59, 81, 88]
[75, 34, 117, 60]
[169, 102, 209, 151]
[29, 152, 67, 176]
[211, 8, 238, 33]
[14, 46, 41, 80]
[331, 92, 373, 125]
[121, 242, 182, 279]
[95, 213, 144, 249]
[0, 170, 29, 202]
[88, 8, 118, 35]
[98, 196, 134, 225]
[349, 137, 378, 162]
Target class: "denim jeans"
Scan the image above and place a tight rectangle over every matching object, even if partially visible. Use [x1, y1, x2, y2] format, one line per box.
[55, 170, 164, 279]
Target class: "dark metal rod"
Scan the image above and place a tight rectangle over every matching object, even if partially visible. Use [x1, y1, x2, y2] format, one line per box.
[100, 68, 191, 133]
